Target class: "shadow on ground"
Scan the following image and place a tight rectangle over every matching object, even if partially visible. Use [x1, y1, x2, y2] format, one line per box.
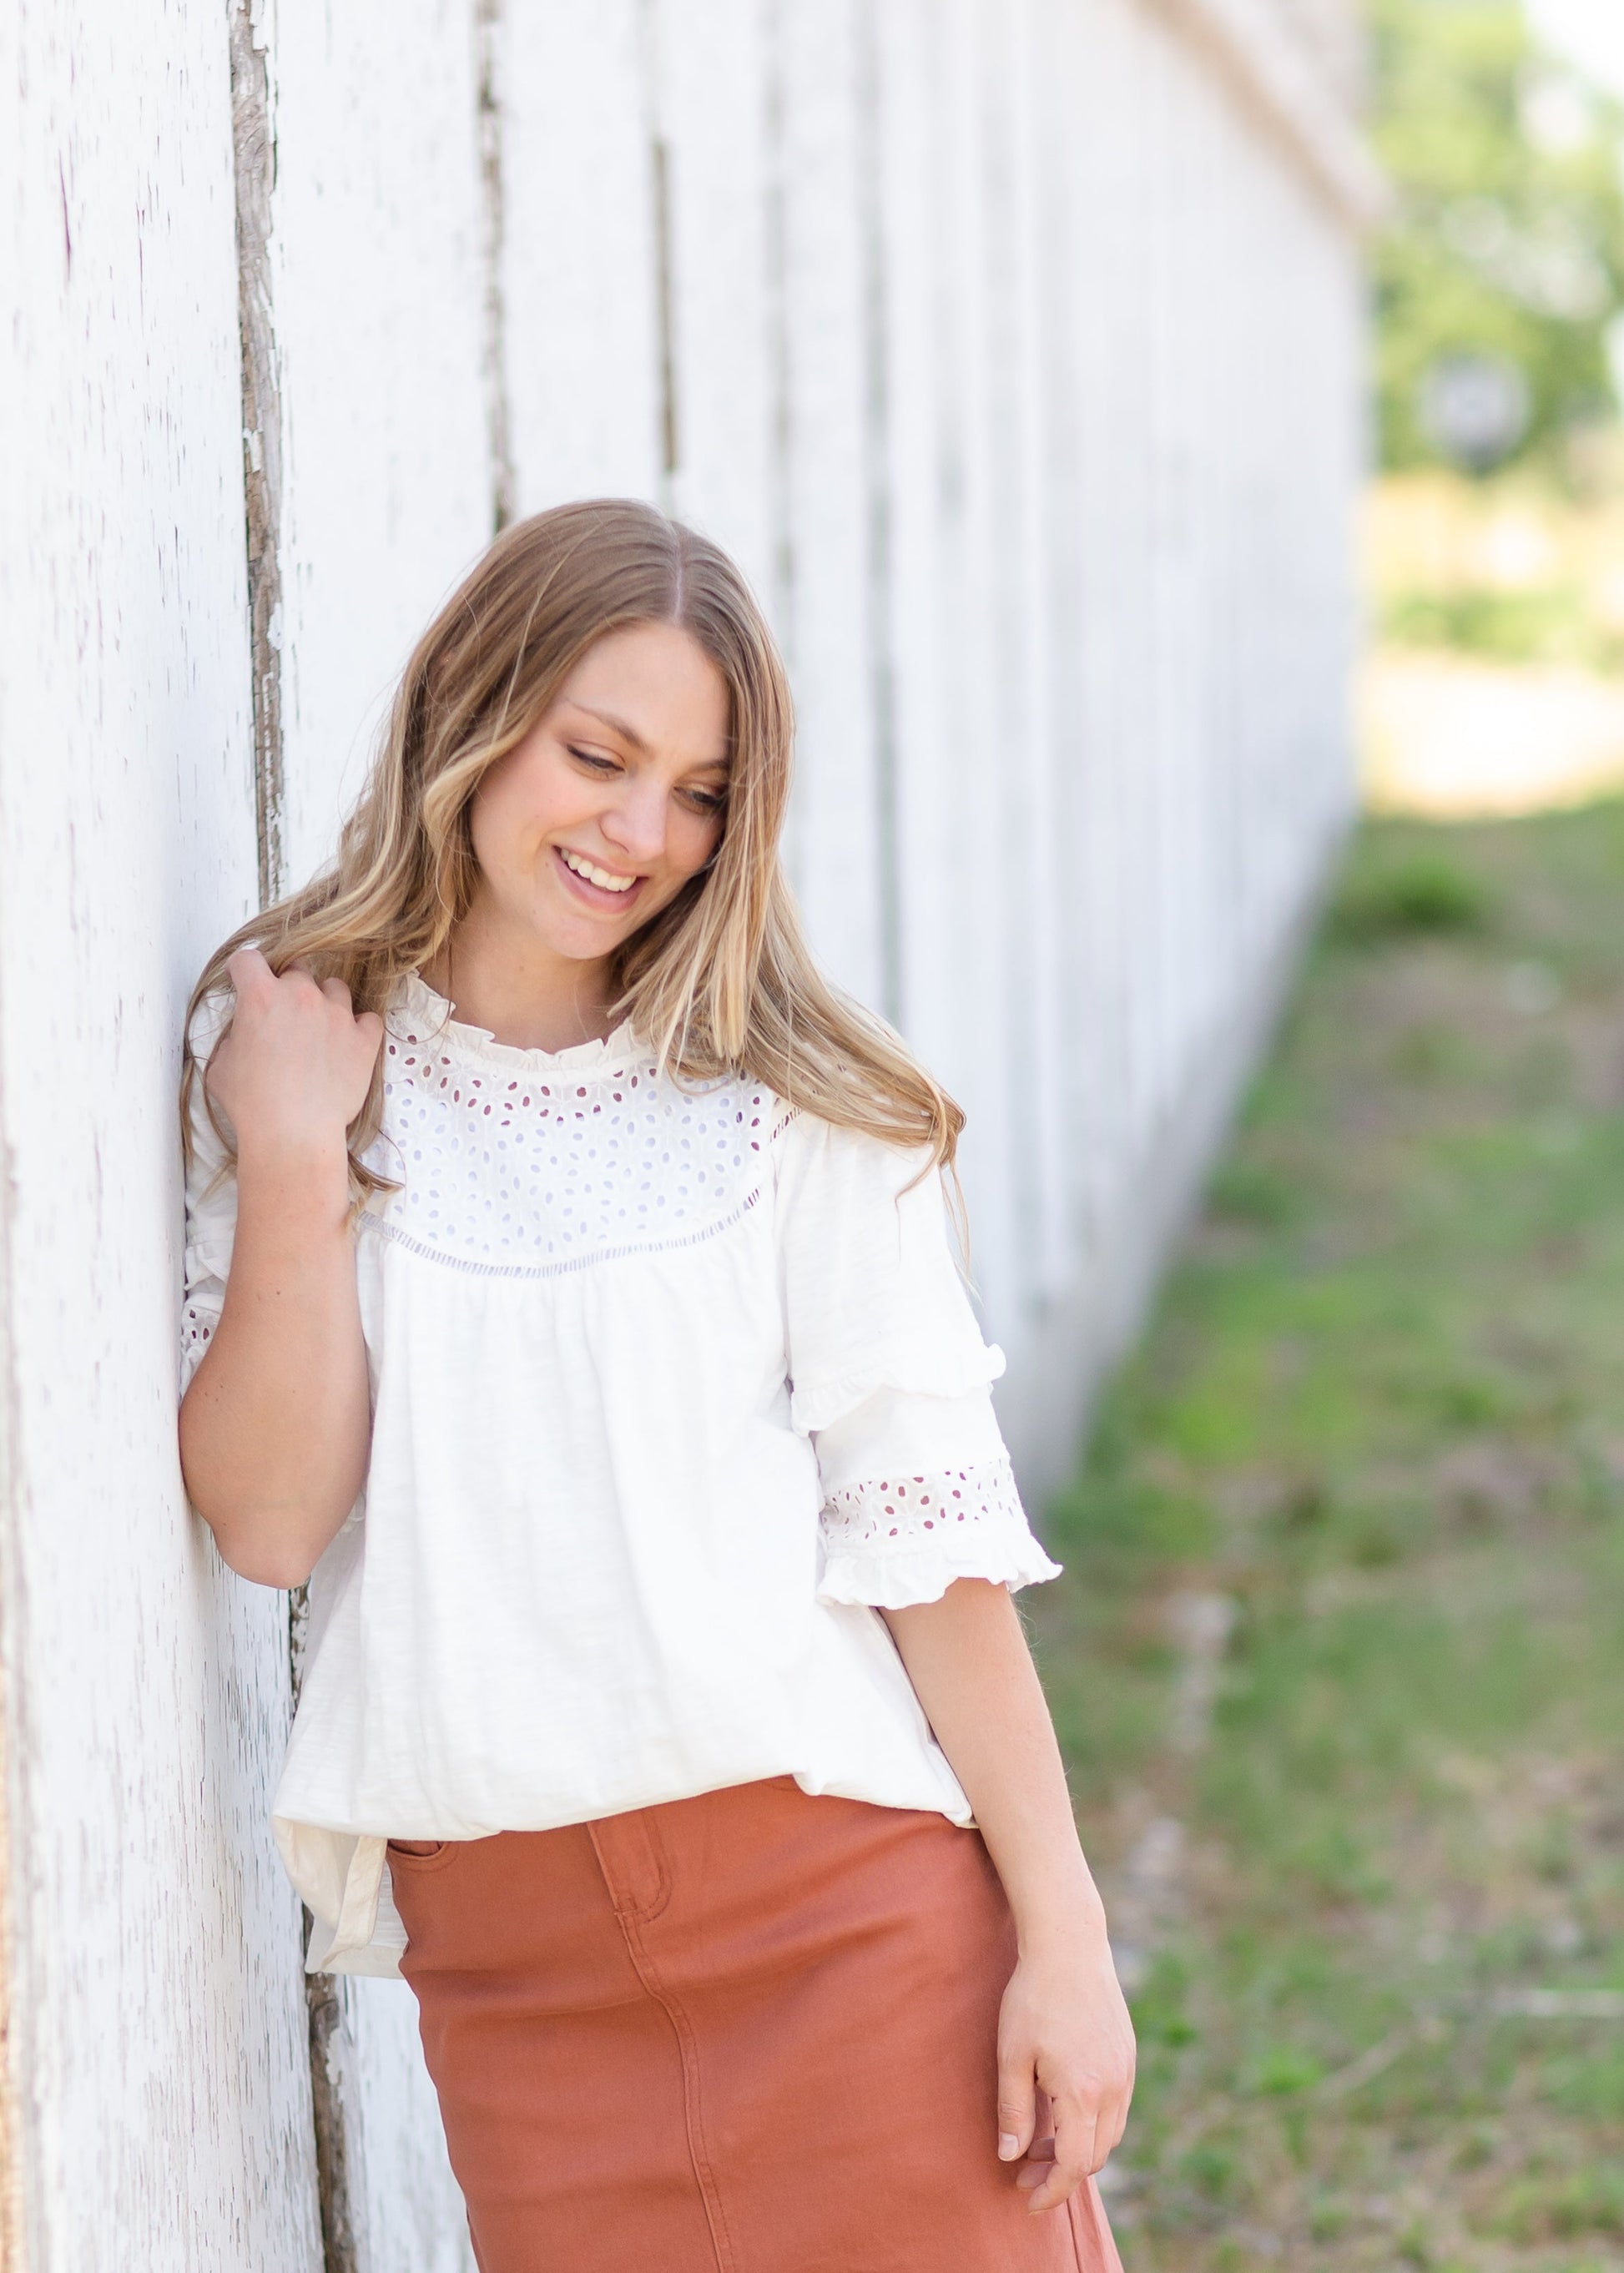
[1033, 803, 1624, 2272]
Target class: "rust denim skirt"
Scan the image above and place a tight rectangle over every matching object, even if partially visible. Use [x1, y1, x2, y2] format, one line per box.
[388, 1776, 1123, 2273]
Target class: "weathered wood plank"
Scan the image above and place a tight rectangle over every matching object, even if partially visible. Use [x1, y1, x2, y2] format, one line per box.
[497, 0, 664, 511]
[646, 0, 778, 608]
[867, 0, 963, 1080]
[260, 2, 494, 2260]
[267, 0, 494, 899]
[774, 0, 886, 1005]
[911, 0, 1020, 1321]
[0, 0, 324, 2262]
[992, 0, 1361, 1484]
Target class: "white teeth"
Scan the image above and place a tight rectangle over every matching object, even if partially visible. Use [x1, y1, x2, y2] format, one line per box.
[560, 849, 636, 894]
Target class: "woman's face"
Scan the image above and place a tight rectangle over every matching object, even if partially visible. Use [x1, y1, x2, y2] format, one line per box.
[466, 620, 731, 967]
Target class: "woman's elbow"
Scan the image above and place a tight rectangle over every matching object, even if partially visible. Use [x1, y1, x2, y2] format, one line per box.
[188, 1497, 319, 1590]
[179, 1409, 351, 1587]
[179, 1446, 324, 1588]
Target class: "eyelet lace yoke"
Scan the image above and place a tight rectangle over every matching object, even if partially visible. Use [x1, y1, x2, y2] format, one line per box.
[373, 975, 789, 1273]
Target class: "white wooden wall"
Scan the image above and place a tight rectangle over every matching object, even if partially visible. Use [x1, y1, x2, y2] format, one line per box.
[0, 0, 1369, 2262]
[0, 3, 324, 2266]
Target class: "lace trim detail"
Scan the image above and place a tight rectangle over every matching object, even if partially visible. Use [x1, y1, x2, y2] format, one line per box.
[820, 1453, 1025, 1547]
[180, 1291, 224, 1390]
[817, 1454, 1062, 1609]
[393, 971, 646, 1076]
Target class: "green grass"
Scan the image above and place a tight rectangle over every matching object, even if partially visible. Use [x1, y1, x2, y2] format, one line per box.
[1033, 804, 1624, 2272]
[1379, 587, 1624, 675]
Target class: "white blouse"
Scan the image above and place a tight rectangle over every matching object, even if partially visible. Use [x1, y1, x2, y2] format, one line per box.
[181, 974, 1060, 1974]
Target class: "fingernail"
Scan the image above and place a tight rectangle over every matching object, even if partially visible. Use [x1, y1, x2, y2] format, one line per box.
[998, 2134, 1021, 2160]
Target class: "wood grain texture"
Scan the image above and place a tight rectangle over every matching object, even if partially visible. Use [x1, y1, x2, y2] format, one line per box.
[991, 0, 1362, 1484]
[0, 0, 323, 2263]
[267, 0, 494, 898]
[340, 1978, 472, 2273]
[774, 0, 886, 1005]
[253, 0, 492, 2256]
[497, 0, 663, 511]
[646, 0, 778, 607]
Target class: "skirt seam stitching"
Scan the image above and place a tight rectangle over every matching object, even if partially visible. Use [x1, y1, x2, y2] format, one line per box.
[618, 1910, 737, 2273]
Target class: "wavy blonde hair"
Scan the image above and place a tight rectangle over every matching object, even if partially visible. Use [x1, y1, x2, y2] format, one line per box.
[184, 497, 962, 1197]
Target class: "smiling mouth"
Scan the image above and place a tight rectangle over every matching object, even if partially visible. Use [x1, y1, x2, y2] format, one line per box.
[555, 845, 643, 901]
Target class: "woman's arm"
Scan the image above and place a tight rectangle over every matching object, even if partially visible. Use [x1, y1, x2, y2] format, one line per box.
[880, 1579, 1136, 2215]
[179, 948, 383, 1589]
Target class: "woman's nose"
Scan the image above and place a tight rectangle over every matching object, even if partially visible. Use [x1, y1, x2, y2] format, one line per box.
[600, 779, 668, 865]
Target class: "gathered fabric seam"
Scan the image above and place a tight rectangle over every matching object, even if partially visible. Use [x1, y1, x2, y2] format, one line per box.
[357, 1185, 766, 1282]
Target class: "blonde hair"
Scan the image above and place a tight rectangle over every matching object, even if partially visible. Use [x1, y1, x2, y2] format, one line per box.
[184, 497, 962, 1197]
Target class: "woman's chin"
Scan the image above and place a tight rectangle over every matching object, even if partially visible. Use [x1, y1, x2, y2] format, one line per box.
[527, 898, 653, 965]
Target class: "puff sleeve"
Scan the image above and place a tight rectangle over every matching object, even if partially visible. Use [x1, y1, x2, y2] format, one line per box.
[773, 1111, 1062, 1610]
[179, 993, 239, 1394]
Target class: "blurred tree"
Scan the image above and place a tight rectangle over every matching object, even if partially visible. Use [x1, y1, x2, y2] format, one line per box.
[1373, 0, 1624, 474]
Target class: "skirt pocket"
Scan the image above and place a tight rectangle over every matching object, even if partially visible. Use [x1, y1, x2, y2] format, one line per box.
[386, 1837, 455, 1868]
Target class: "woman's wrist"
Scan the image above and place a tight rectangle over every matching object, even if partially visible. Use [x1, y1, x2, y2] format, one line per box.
[235, 1132, 354, 1227]
[1007, 1859, 1112, 1962]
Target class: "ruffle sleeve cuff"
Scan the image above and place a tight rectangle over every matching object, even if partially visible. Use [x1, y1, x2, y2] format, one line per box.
[815, 1452, 1063, 1610]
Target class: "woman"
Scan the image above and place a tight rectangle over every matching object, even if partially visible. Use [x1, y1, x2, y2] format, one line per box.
[179, 499, 1132, 2271]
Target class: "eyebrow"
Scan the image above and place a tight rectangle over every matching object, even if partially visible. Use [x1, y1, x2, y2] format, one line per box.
[568, 702, 730, 772]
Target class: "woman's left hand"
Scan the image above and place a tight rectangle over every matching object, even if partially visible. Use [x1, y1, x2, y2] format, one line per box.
[877, 1580, 1137, 2215]
[996, 1933, 1136, 2215]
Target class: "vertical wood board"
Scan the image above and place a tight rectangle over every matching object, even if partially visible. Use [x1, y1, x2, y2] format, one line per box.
[268, 0, 495, 896]
[261, 1, 494, 2255]
[0, 0, 324, 2262]
[647, 0, 779, 612]
[498, 0, 664, 513]
[774, 0, 886, 1005]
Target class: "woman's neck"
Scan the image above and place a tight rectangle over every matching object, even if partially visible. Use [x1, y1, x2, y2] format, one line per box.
[421, 910, 618, 1055]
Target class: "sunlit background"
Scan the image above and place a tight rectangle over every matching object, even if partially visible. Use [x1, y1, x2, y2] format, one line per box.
[1079, 8, 1624, 2256]
[1365, 0, 1624, 818]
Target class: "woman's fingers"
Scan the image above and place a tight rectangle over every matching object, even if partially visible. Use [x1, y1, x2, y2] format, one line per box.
[222, 950, 376, 1046]
[1102, 2090, 1130, 2162]
[1020, 2084, 1135, 2214]
[1015, 2135, 1055, 2190]
[225, 944, 275, 1000]
[209, 950, 381, 1153]
[996, 2050, 1037, 2165]
[1025, 2099, 1099, 2215]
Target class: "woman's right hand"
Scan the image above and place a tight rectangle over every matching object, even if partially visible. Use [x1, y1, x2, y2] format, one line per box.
[207, 947, 385, 1173]
[181, 947, 384, 1587]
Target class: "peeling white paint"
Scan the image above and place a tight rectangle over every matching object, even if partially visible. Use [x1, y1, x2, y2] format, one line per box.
[0, 0, 322, 2262]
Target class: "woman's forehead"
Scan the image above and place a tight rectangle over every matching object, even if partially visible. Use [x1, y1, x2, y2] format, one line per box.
[556, 624, 731, 765]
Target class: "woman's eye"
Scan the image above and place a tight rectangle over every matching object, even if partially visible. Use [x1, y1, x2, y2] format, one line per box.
[567, 746, 619, 774]
[685, 788, 727, 814]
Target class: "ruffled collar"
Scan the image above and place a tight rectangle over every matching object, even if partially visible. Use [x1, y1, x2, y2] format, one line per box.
[391, 970, 648, 1077]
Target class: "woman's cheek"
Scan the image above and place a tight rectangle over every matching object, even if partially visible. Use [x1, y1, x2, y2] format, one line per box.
[687, 817, 724, 879]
